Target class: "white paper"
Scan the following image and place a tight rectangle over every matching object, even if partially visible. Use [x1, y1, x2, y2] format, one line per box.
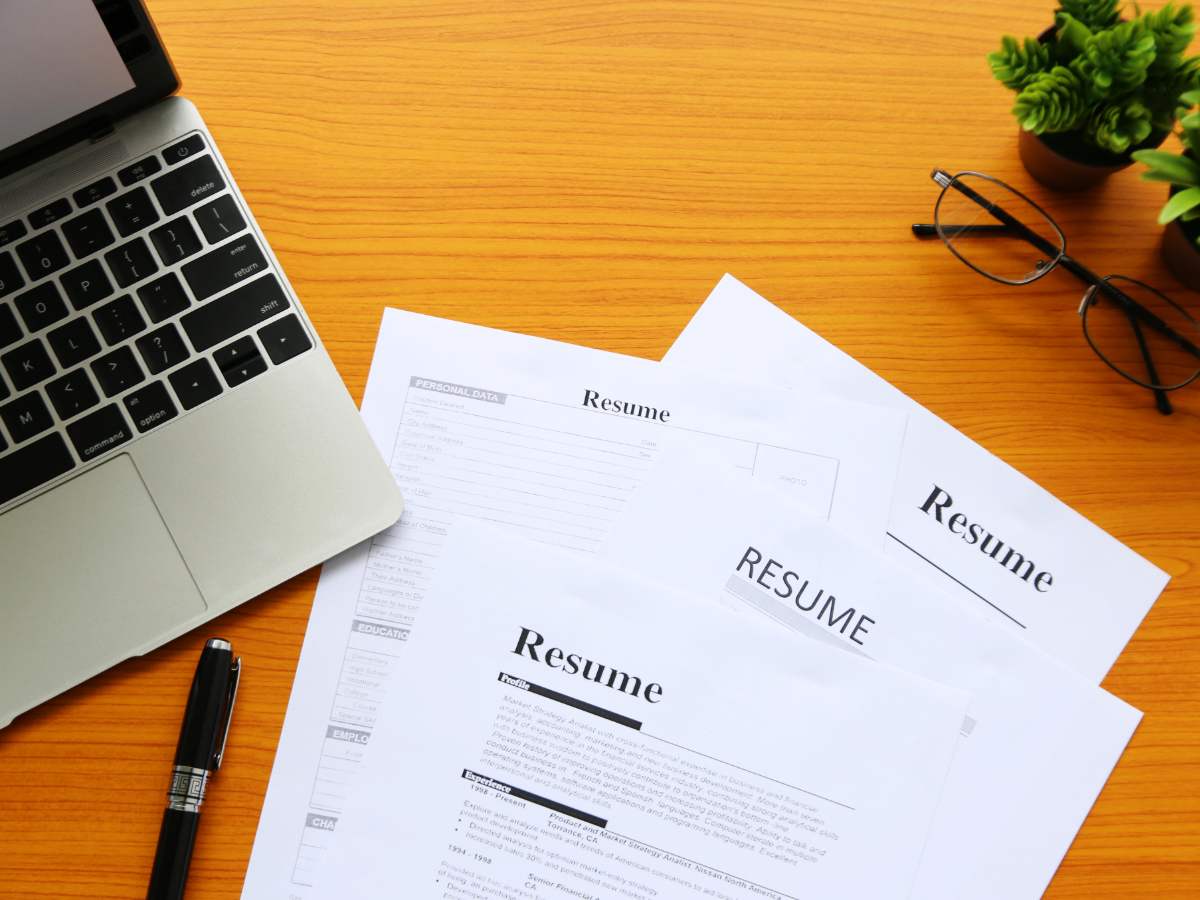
[0, 0, 135, 149]
[663, 275, 1170, 683]
[241, 309, 908, 900]
[310, 518, 969, 900]
[595, 446, 1143, 900]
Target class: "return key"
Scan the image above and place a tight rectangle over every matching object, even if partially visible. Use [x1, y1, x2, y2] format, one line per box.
[181, 235, 269, 301]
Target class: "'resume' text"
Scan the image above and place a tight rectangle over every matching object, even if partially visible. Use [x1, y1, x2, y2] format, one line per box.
[582, 390, 670, 422]
[512, 627, 663, 703]
[918, 485, 1053, 592]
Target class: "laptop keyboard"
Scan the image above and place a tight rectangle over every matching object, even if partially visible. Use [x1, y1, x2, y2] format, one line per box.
[0, 132, 314, 507]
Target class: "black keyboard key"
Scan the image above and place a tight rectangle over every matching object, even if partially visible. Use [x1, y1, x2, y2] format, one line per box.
[213, 334, 268, 387]
[123, 381, 178, 432]
[194, 195, 246, 244]
[137, 273, 190, 323]
[181, 275, 289, 352]
[0, 391, 53, 443]
[0, 433, 75, 505]
[73, 177, 118, 208]
[0, 220, 27, 248]
[0, 252, 24, 299]
[0, 375, 6, 402]
[259, 315, 313, 364]
[91, 346, 144, 397]
[152, 156, 225, 216]
[0, 303, 21, 348]
[61, 209, 116, 259]
[16, 232, 70, 281]
[164, 135, 206, 165]
[28, 198, 72, 230]
[105, 238, 158, 288]
[61, 259, 115, 310]
[106, 188, 160, 237]
[136, 324, 190, 374]
[117, 156, 162, 187]
[169, 359, 222, 410]
[181, 235, 268, 301]
[150, 218, 202, 265]
[213, 336, 258, 371]
[14, 282, 68, 332]
[93, 295, 146, 344]
[222, 349, 268, 387]
[66, 404, 132, 462]
[0, 425, 5, 450]
[2, 339, 55, 391]
[46, 369, 100, 419]
[48, 317, 102, 368]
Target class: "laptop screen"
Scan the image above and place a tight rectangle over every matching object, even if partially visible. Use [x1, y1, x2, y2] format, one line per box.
[0, 0, 136, 150]
[0, 0, 178, 178]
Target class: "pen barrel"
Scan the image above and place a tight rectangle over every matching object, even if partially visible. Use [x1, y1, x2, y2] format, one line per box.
[146, 807, 201, 900]
[175, 642, 234, 769]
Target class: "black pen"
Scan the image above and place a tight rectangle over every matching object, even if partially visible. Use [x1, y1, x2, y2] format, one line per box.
[147, 639, 241, 900]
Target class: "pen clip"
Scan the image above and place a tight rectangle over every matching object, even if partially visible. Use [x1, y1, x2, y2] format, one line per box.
[213, 656, 241, 771]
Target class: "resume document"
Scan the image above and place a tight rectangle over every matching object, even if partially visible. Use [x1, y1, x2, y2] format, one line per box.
[664, 275, 1170, 683]
[594, 448, 1143, 900]
[241, 309, 908, 900]
[310, 519, 969, 900]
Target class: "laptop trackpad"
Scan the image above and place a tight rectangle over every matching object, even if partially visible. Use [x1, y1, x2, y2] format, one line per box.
[0, 454, 206, 726]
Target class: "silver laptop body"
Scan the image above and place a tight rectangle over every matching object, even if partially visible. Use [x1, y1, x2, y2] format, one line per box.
[0, 1, 403, 728]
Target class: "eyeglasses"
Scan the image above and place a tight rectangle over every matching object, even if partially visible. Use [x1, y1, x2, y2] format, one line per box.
[913, 169, 1200, 415]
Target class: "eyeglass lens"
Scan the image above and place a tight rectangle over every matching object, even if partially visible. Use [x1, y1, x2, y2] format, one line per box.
[1082, 276, 1200, 391]
[935, 174, 1065, 284]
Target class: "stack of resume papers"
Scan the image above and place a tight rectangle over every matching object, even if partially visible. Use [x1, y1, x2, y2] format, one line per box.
[240, 275, 1170, 900]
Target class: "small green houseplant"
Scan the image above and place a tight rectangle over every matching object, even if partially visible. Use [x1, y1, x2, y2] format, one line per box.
[1132, 91, 1200, 285]
[988, 1, 1200, 188]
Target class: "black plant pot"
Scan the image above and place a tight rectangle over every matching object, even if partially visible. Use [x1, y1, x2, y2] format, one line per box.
[1019, 127, 1169, 191]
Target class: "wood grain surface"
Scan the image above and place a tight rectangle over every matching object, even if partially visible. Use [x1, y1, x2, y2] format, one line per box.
[1, 0, 1198, 897]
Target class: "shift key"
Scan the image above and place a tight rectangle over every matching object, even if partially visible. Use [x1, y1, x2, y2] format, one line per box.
[181, 274, 289, 351]
[182, 235, 269, 301]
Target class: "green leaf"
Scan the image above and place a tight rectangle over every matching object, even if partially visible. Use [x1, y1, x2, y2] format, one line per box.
[1181, 89, 1200, 105]
[1158, 185, 1200, 223]
[988, 34, 1052, 90]
[1141, 169, 1200, 185]
[1056, 13, 1094, 60]
[1185, 122, 1200, 149]
[1133, 149, 1200, 182]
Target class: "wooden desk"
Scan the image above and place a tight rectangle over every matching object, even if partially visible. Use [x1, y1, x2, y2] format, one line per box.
[1, 0, 1197, 896]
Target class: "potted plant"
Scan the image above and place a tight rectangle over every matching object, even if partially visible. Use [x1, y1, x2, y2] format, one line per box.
[1132, 90, 1200, 286]
[987, 1, 1200, 190]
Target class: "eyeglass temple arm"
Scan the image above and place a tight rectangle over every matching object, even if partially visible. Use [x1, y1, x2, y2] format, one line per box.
[930, 171, 1200, 361]
[912, 224, 1013, 236]
[1124, 307, 1175, 414]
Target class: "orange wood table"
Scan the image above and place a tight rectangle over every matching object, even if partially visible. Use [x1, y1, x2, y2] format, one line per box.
[1, 1, 1198, 897]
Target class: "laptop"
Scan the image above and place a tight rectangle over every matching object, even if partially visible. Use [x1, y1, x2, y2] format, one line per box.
[0, 0, 404, 728]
